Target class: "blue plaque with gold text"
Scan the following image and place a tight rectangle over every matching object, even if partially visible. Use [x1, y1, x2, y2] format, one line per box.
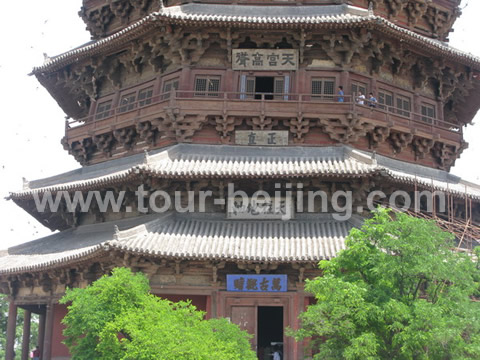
[226, 274, 287, 292]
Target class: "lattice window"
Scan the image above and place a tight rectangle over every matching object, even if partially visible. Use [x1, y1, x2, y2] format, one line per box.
[162, 79, 179, 99]
[138, 86, 154, 107]
[246, 77, 256, 93]
[421, 103, 436, 123]
[396, 95, 411, 117]
[311, 80, 322, 95]
[324, 80, 335, 97]
[118, 92, 136, 113]
[351, 82, 367, 97]
[195, 76, 220, 97]
[245, 77, 256, 99]
[274, 77, 285, 100]
[378, 90, 394, 111]
[311, 78, 335, 100]
[95, 100, 112, 120]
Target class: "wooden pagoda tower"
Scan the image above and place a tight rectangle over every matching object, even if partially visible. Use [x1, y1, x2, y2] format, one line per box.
[2, 0, 480, 359]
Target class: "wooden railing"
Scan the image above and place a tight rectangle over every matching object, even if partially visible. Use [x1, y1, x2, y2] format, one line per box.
[65, 91, 462, 143]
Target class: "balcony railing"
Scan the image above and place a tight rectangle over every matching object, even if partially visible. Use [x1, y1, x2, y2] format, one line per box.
[65, 91, 462, 144]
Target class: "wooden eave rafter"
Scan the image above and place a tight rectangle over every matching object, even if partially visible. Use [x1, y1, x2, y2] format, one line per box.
[0, 242, 320, 277]
[8, 169, 480, 234]
[30, 11, 480, 76]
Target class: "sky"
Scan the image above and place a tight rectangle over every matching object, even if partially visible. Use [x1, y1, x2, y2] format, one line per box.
[0, 0, 479, 249]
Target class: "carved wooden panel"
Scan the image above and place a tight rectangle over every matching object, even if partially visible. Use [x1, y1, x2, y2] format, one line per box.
[412, 137, 434, 160]
[388, 131, 413, 154]
[318, 114, 374, 144]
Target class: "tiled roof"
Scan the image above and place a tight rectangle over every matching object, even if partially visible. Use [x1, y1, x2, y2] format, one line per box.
[0, 213, 358, 274]
[9, 145, 379, 199]
[111, 213, 356, 262]
[31, 4, 480, 74]
[0, 215, 158, 274]
[8, 144, 480, 200]
[382, 168, 480, 199]
[141, 146, 375, 178]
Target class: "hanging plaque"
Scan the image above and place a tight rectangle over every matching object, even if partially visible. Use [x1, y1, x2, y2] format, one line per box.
[227, 274, 288, 292]
[227, 196, 294, 220]
[235, 130, 289, 146]
[232, 49, 299, 71]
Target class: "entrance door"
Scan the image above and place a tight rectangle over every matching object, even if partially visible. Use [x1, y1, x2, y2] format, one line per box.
[258, 306, 284, 360]
[229, 305, 285, 360]
[231, 306, 257, 349]
[239, 75, 289, 100]
[223, 295, 292, 359]
[255, 77, 274, 99]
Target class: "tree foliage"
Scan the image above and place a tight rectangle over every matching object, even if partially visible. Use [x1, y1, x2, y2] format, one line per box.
[60, 267, 256, 360]
[290, 208, 480, 359]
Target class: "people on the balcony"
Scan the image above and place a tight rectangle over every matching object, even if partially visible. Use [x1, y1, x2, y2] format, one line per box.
[337, 86, 344, 102]
[369, 92, 377, 108]
[357, 91, 365, 105]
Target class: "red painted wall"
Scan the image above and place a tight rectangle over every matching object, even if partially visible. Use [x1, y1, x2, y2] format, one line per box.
[51, 304, 70, 358]
[156, 294, 209, 317]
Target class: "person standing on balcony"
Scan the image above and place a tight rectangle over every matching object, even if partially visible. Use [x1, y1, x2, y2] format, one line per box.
[357, 91, 365, 105]
[369, 92, 377, 108]
[337, 86, 344, 102]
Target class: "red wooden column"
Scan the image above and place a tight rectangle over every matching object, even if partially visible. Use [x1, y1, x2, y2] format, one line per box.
[37, 314, 45, 359]
[437, 97, 445, 121]
[413, 92, 421, 115]
[210, 285, 220, 318]
[340, 70, 350, 94]
[42, 303, 54, 360]
[224, 69, 235, 93]
[370, 77, 378, 98]
[296, 67, 307, 95]
[293, 283, 307, 359]
[21, 309, 32, 360]
[179, 66, 192, 91]
[38, 312, 46, 359]
[6, 300, 18, 360]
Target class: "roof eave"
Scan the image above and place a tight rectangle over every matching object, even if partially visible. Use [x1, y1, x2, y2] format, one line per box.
[30, 13, 480, 76]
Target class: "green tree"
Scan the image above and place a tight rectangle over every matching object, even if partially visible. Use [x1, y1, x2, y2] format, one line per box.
[290, 208, 480, 359]
[0, 295, 39, 359]
[60, 267, 256, 360]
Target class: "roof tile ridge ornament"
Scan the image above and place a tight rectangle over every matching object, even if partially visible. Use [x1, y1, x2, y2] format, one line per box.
[368, 1, 374, 17]
[42, 52, 51, 65]
[143, 149, 150, 165]
[113, 225, 120, 241]
[22, 177, 30, 191]
[348, 148, 377, 167]
[371, 150, 377, 167]
[159, 0, 164, 12]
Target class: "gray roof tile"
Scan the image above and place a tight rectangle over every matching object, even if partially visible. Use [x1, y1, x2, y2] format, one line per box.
[9, 144, 480, 200]
[0, 213, 359, 274]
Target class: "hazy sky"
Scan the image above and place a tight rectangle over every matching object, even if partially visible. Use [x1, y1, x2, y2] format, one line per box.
[0, 1, 479, 249]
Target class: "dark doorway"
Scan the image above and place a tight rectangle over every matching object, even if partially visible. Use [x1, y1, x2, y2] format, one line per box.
[257, 306, 283, 360]
[255, 77, 274, 100]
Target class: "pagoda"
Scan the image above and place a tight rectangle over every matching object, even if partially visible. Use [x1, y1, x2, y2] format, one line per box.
[2, 0, 480, 359]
